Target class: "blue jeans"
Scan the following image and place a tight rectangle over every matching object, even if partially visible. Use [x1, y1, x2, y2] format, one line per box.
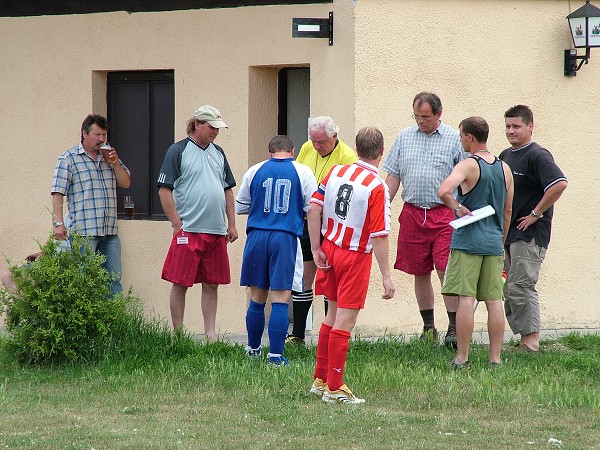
[88, 235, 123, 295]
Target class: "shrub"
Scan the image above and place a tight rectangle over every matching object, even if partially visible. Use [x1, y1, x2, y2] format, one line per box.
[0, 234, 130, 365]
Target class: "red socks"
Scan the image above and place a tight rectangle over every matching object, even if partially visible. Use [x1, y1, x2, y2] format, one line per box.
[313, 322, 351, 392]
[327, 329, 350, 391]
[313, 323, 332, 382]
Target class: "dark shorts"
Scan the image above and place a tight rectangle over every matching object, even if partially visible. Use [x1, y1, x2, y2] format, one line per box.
[299, 217, 324, 262]
[162, 230, 230, 287]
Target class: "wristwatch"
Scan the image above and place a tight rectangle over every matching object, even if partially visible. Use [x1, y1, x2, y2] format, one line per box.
[53, 221, 64, 227]
[453, 204, 463, 213]
[530, 209, 543, 219]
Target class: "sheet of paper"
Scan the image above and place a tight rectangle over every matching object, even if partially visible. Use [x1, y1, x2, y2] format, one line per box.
[449, 205, 496, 229]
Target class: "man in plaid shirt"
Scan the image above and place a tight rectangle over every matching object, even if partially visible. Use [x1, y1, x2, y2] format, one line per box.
[383, 92, 466, 346]
[51, 114, 131, 295]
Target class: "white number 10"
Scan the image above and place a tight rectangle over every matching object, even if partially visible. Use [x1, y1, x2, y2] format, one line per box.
[263, 177, 291, 214]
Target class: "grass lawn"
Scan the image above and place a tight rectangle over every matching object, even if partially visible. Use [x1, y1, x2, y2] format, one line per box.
[1, 332, 599, 449]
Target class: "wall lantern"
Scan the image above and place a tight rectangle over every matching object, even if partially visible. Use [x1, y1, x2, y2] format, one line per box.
[292, 12, 334, 46]
[565, 0, 600, 76]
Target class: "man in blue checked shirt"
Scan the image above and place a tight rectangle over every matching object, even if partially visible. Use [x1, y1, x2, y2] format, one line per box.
[51, 114, 131, 295]
[383, 92, 466, 347]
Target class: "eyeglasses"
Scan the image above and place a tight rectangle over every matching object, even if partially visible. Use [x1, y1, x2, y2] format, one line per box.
[412, 114, 433, 122]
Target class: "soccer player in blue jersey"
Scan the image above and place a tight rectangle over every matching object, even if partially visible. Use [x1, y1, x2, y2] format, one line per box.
[236, 135, 317, 366]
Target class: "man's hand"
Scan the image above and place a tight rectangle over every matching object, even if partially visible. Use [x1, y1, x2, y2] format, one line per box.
[25, 251, 42, 262]
[107, 148, 120, 166]
[455, 205, 472, 218]
[382, 276, 395, 299]
[227, 225, 238, 243]
[171, 219, 183, 237]
[53, 224, 68, 240]
[516, 214, 538, 231]
[312, 248, 330, 270]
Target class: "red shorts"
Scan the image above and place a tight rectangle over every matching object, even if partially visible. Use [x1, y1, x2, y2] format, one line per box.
[162, 230, 231, 287]
[315, 239, 372, 309]
[395, 203, 454, 276]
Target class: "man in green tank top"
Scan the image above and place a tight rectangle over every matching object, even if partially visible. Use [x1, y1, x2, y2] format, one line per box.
[437, 117, 514, 369]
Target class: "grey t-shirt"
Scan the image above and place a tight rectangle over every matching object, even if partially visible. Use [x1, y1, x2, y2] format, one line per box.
[157, 138, 236, 234]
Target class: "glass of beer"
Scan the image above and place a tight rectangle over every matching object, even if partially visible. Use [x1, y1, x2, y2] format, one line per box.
[124, 196, 134, 220]
[100, 142, 112, 163]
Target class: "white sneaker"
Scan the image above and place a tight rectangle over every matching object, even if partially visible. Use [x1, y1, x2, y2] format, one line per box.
[245, 346, 261, 358]
[309, 378, 327, 397]
[267, 353, 289, 367]
[322, 384, 365, 404]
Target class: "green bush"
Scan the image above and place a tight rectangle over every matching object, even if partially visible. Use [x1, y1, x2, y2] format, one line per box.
[0, 234, 130, 365]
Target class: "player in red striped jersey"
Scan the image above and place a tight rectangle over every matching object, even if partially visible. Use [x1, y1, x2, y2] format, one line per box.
[307, 127, 395, 404]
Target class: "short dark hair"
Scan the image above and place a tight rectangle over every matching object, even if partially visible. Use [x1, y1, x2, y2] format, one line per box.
[504, 105, 534, 125]
[268, 135, 294, 153]
[81, 114, 108, 141]
[459, 116, 489, 143]
[355, 127, 384, 160]
[413, 92, 443, 115]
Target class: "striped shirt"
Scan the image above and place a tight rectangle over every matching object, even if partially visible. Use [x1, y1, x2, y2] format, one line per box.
[51, 143, 130, 236]
[382, 122, 465, 208]
[311, 161, 391, 253]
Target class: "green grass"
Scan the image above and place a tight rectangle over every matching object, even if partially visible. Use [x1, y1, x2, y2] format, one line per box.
[1, 328, 599, 449]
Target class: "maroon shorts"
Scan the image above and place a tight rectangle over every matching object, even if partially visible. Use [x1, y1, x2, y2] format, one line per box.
[395, 203, 454, 276]
[315, 239, 372, 309]
[162, 230, 231, 287]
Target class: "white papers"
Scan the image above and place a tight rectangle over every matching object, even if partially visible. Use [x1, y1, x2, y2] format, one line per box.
[449, 205, 495, 229]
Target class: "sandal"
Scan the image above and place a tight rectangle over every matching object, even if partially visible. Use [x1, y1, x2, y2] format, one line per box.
[450, 358, 471, 370]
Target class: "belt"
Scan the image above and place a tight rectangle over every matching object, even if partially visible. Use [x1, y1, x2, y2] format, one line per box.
[407, 202, 444, 210]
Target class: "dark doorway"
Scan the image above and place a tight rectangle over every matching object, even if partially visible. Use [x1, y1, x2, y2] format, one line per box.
[278, 67, 310, 152]
[107, 70, 174, 219]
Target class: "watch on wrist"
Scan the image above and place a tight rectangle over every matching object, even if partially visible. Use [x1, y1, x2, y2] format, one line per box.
[453, 204, 463, 213]
[53, 221, 64, 227]
[530, 209, 543, 219]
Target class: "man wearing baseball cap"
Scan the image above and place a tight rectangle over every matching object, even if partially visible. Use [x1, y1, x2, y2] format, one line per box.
[157, 104, 237, 341]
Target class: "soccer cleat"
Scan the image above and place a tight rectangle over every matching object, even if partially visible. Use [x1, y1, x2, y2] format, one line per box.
[322, 384, 365, 404]
[309, 378, 327, 397]
[245, 346, 261, 358]
[444, 325, 457, 349]
[285, 334, 306, 346]
[267, 353, 289, 367]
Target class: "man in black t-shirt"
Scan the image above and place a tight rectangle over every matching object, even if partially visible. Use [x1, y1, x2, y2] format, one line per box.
[499, 105, 567, 352]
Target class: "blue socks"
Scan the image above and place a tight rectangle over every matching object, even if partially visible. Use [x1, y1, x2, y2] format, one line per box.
[268, 302, 289, 356]
[246, 300, 266, 350]
[246, 301, 289, 357]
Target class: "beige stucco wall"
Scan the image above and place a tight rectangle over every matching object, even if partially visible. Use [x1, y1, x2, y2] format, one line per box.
[1, 0, 597, 337]
[0, 2, 355, 335]
[353, 0, 599, 335]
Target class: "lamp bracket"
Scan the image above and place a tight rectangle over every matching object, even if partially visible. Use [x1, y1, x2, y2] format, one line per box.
[564, 48, 591, 76]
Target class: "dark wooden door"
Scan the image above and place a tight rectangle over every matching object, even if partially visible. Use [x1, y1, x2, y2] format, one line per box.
[107, 71, 174, 219]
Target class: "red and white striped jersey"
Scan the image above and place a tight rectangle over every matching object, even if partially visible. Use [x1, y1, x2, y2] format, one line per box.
[311, 161, 391, 253]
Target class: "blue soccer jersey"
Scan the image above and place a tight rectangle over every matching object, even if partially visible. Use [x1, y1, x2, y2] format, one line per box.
[235, 158, 316, 237]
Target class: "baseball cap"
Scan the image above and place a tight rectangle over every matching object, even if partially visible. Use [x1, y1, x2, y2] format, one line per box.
[193, 105, 228, 128]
